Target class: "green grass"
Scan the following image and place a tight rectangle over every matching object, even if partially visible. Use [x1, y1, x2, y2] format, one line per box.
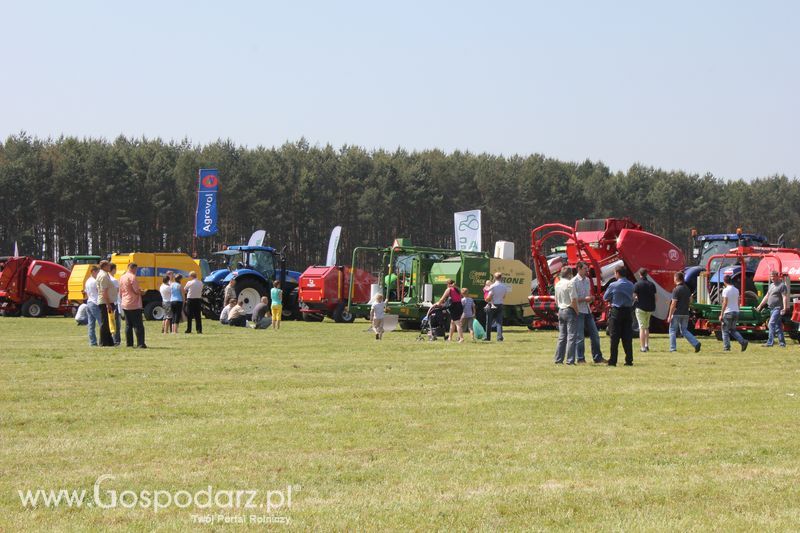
[1, 317, 799, 531]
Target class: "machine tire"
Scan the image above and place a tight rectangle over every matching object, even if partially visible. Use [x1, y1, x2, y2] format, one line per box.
[143, 301, 167, 321]
[399, 320, 420, 330]
[236, 278, 267, 317]
[21, 298, 45, 318]
[333, 303, 356, 323]
[744, 290, 759, 307]
[280, 292, 299, 320]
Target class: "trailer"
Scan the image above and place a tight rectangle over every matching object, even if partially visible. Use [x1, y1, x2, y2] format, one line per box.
[298, 265, 375, 322]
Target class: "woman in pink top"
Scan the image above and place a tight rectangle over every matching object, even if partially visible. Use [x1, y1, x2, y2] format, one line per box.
[118, 263, 146, 348]
[437, 279, 464, 342]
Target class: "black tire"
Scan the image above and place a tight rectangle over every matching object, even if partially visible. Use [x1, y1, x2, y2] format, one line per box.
[280, 291, 299, 320]
[744, 291, 759, 307]
[143, 301, 166, 321]
[399, 320, 420, 330]
[21, 298, 45, 318]
[302, 311, 325, 322]
[332, 303, 356, 323]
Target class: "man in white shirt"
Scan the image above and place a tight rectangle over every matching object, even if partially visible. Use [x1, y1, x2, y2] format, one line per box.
[719, 274, 748, 352]
[484, 272, 510, 342]
[84, 265, 102, 346]
[183, 271, 204, 334]
[554, 267, 579, 364]
[571, 261, 606, 364]
[219, 298, 236, 325]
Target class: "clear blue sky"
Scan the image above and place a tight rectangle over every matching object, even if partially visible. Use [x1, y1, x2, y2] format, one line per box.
[3, 0, 798, 180]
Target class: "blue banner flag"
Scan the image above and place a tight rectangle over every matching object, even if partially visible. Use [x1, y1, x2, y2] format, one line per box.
[195, 169, 219, 237]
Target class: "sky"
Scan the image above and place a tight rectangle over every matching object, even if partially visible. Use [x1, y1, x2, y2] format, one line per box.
[2, 0, 798, 180]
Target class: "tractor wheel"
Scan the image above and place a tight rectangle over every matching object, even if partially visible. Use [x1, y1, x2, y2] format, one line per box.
[744, 291, 759, 307]
[21, 298, 46, 318]
[143, 301, 167, 321]
[333, 304, 355, 323]
[280, 292, 299, 320]
[236, 279, 267, 317]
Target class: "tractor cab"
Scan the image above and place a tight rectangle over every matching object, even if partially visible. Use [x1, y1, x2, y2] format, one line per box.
[215, 247, 277, 280]
[59, 255, 102, 270]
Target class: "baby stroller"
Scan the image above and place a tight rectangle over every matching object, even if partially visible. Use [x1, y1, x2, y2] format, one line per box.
[419, 305, 450, 341]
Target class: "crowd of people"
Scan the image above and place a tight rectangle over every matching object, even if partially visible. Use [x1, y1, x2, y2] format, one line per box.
[394, 272, 508, 343]
[551, 264, 794, 366]
[77, 260, 147, 348]
[74, 261, 795, 358]
[77, 264, 287, 348]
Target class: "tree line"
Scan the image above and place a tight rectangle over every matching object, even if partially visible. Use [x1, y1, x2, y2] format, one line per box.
[1, 133, 798, 270]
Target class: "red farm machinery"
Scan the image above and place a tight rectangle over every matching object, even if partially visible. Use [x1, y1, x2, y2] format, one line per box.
[0, 256, 72, 317]
[529, 218, 685, 329]
[298, 265, 376, 322]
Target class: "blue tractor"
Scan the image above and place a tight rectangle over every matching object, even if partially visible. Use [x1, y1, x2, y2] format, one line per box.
[684, 232, 769, 299]
[201, 245, 302, 320]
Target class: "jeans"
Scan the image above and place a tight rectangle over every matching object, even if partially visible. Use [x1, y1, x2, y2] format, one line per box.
[721, 312, 746, 350]
[766, 307, 786, 346]
[86, 302, 102, 346]
[669, 315, 699, 351]
[554, 308, 578, 363]
[608, 306, 634, 365]
[123, 308, 146, 347]
[485, 304, 504, 341]
[575, 312, 604, 362]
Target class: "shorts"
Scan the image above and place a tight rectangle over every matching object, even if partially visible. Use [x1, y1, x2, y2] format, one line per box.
[372, 317, 384, 334]
[635, 308, 652, 330]
[171, 301, 183, 324]
[271, 305, 282, 321]
[461, 316, 474, 332]
[448, 301, 463, 321]
[162, 301, 173, 319]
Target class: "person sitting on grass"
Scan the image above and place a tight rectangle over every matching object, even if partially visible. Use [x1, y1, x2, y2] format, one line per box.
[75, 302, 89, 326]
[251, 296, 272, 330]
[370, 293, 387, 340]
[227, 299, 248, 327]
[219, 298, 236, 325]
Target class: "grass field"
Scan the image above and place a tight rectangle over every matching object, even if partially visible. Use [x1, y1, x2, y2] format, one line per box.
[1, 316, 799, 531]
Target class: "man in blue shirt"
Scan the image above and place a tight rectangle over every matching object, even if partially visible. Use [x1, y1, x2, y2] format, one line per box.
[603, 266, 635, 366]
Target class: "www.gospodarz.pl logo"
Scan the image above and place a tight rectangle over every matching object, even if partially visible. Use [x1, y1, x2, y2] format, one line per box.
[18, 474, 299, 514]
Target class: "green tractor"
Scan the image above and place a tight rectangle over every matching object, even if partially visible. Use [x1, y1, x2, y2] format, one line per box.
[345, 239, 533, 329]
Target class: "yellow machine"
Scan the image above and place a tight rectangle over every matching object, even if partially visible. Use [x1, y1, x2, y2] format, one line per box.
[67, 264, 96, 303]
[66, 253, 208, 320]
